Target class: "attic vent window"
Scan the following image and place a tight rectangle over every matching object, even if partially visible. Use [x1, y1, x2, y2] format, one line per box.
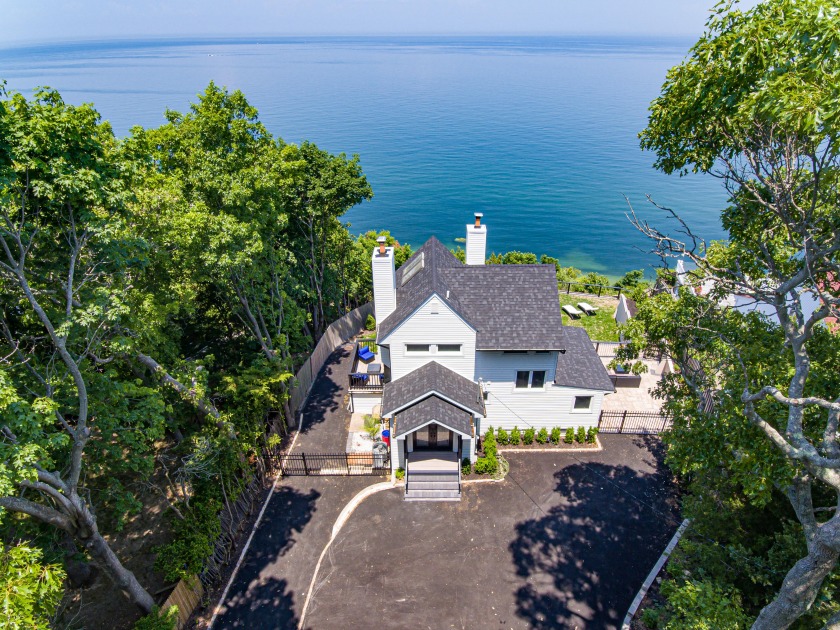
[400, 252, 424, 286]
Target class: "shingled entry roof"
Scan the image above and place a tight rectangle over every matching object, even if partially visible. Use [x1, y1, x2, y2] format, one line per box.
[378, 236, 565, 351]
[392, 395, 473, 438]
[381, 361, 485, 417]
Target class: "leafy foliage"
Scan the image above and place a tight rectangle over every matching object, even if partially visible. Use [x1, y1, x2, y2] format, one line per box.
[0, 544, 65, 629]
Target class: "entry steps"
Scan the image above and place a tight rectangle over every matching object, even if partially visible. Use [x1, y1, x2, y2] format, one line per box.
[404, 471, 461, 502]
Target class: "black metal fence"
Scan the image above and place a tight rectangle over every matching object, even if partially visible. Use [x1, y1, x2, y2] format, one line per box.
[280, 452, 390, 476]
[598, 410, 673, 434]
[559, 282, 623, 298]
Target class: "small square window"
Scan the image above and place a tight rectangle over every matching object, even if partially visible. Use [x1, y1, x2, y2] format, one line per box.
[437, 344, 461, 353]
[406, 344, 431, 353]
[531, 371, 546, 388]
[574, 396, 593, 410]
[515, 371, 530, 389]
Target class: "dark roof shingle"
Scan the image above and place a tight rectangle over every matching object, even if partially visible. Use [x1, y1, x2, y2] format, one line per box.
[381, 361, 485, 416]
[378, 236, 565, 350]
[393, 395, 472, 437]
[553, 327, 614, 392]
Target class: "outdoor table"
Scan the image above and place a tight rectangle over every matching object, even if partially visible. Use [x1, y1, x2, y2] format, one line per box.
[367, 363, 382, 374]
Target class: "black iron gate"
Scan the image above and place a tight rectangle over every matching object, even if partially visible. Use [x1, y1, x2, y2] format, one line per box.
[598, 410, 673, 434]
[280, 452, 389, 476]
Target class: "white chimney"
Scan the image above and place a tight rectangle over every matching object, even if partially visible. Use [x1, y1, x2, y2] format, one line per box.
[465, 212, 487, 265]
[372, 236, 396, 324]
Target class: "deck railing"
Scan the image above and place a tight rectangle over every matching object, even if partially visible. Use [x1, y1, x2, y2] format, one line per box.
[349, 372, 385, 391]
[358, 336, 378, 353]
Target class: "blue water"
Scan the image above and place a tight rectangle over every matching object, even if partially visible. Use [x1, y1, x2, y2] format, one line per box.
[0, 36, 727, 276]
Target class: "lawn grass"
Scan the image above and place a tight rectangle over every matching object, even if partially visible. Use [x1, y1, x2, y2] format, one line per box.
[559, 294, 622, 341]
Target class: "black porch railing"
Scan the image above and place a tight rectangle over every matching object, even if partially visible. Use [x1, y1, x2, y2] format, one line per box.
[280, 452, 390, 476]
[349, 372, 385, 390]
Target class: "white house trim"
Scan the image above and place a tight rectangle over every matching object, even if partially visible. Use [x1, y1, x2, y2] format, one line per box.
[393, 417, 472, 440]
[382, 390, 485, 418]
[377, 292, 477, 346]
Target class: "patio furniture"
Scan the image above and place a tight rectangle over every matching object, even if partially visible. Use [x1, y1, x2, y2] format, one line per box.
[357, 345, 375, 362]
[367, 363, 382, 375]
[351, 372, 369, 383]
[578, 302, 598, 316]
[562, 304, 583, 319]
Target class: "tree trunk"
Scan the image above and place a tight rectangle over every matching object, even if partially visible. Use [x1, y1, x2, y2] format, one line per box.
[78, 507, 155, 614]
[752, 533, 839, 630]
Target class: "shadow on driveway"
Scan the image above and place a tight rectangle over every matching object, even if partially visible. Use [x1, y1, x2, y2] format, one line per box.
[302, 435, 679, 630]
[296, 343, 353, 452]
[510, 449, 678, 627]
[215, 484, 320, 628]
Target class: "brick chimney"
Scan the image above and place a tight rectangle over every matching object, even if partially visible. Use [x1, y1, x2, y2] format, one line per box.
[465, 212, 487, 265]
[372, 236, 396, 323]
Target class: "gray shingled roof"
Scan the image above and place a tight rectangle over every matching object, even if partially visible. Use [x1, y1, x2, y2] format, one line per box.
[442, 265, 565, 350]
[381, 361, 485, 417]
[378, 236, 565, 350]
[393, 395, 472, 437]
[554, 326, 614, 392]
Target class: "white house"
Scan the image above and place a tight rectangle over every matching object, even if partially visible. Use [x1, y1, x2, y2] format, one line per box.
[350, 214, 614, 500]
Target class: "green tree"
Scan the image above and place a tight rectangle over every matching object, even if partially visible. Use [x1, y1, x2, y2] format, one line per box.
[631, 1, 840, 627]
[0, 88, 156, 611]
[0, 544, 66, 629]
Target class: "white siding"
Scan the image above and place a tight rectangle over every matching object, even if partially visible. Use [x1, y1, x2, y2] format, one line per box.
[475, 351, 604, 433]
[351, 392, 382, 415]
[382, 295, 476, 381]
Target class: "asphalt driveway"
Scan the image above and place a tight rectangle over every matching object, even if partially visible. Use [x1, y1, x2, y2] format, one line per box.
[212, 342, 384, 628]
[303, 435, 679, 630]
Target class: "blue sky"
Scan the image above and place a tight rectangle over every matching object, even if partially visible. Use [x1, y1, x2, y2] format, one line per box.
[3, 0, 762, 44]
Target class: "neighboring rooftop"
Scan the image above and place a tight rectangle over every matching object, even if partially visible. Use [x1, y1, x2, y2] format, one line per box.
[381, 360, 485, 417]
[378, 236, 565, 351]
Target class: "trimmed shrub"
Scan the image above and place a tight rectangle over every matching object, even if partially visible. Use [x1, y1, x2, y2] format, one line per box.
[365, 314, 376, 330]
[395, 467, 405, 480]
[536, 427, 549, 444]
[461, 457, 472, 476]
[523, 428, 535, 445]
[576, 426, 586, 444]
[564, 427, 574, 444]
[496, 427, 509, 445]
[483, 428, 497, 458]
[474, 456, 498, 475]
[586, 427, 598, 444]
[550, 427, 562, 444]
[509, 426, 521, 446]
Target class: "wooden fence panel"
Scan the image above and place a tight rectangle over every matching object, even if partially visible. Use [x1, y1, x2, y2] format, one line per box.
[161, 578, 203, 629]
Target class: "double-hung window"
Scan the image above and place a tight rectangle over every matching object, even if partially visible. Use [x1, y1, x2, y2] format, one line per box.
[515, 370, 547, 389]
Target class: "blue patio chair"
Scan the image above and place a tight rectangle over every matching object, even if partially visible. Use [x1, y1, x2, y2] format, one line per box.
[351, 373, 369, 383]
[357, 345, 375, 362]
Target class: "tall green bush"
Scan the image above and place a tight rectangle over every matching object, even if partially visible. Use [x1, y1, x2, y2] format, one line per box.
[523, 428, 535, 445]
[496, 427, 509, 445]
[576, 426, 586, 444]
[509, 426, 521, 446]
[536, 427, 549, 444]
[564, 427, 574, 444]
[586, 427, 598, 444]
[550, 427, 562, 444]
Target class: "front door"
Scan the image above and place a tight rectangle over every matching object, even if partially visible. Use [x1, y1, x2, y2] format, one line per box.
[414, 424, 453, 450]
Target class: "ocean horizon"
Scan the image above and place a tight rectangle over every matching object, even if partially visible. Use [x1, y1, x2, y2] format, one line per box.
[0, 35, 727, 277]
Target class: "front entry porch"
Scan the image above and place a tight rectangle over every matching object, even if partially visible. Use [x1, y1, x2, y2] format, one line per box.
[405, 447, 461, 502]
